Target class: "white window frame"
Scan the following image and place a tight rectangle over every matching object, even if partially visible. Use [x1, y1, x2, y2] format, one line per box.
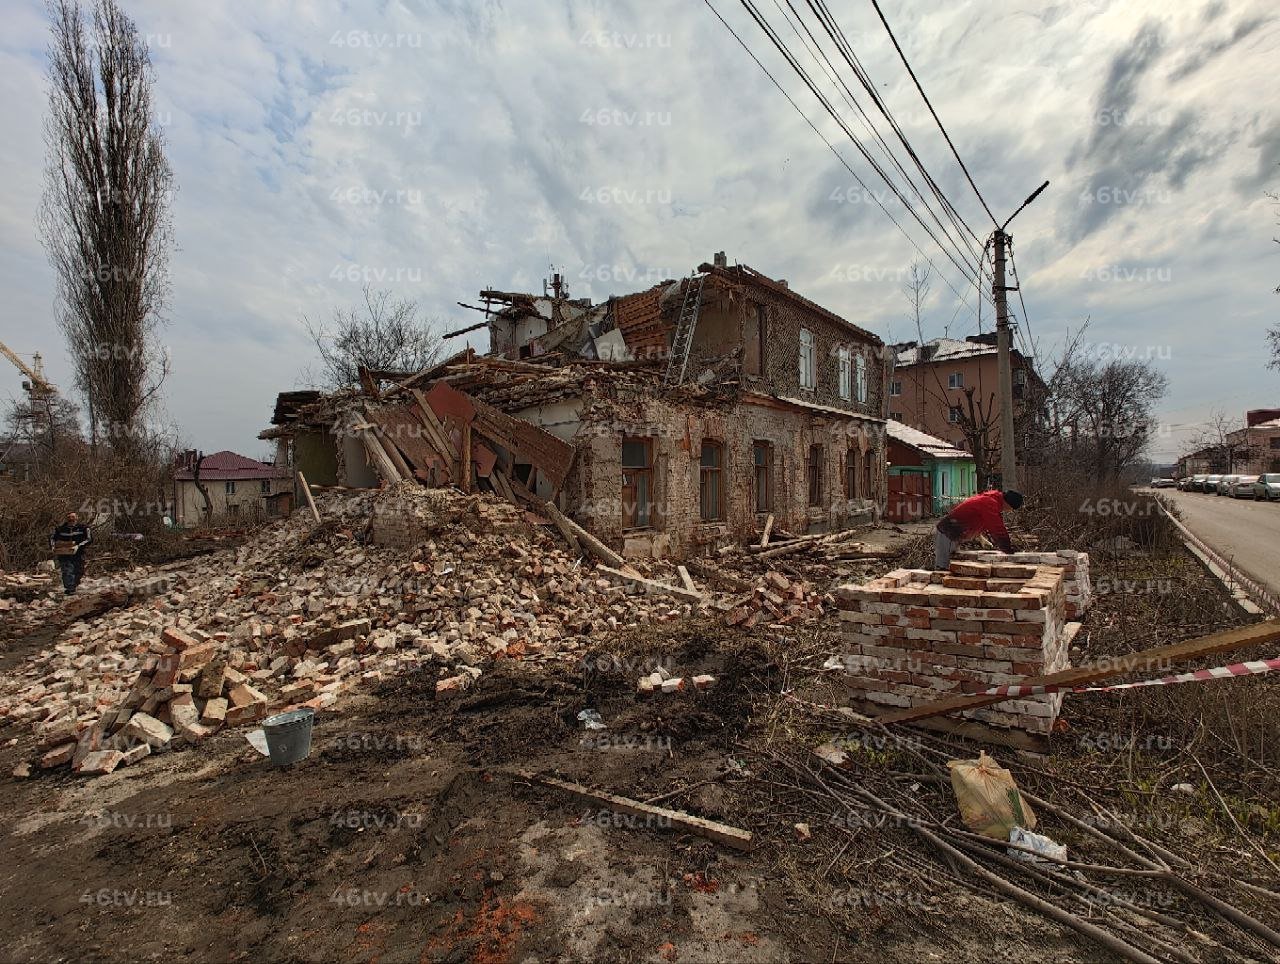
[799, 328, 815, 390]
[948, 371, 963, 389]
[855, 354, 867, 403]
[837, 347, 851, 400]
[224, 481, 236, 495]
[948, 406, 962, 424]
[889, 379, 902, 397]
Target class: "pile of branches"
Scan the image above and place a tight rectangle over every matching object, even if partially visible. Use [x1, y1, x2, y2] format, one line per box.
[749, 703, 1280, 963]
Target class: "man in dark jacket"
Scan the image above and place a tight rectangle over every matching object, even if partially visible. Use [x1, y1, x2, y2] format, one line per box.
[50, 511, 92, 595]
[934, 489, 1023, 570]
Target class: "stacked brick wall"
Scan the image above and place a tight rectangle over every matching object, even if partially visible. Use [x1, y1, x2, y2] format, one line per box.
[954, 550, 1091, 619]
[833, 560, 1071, 734]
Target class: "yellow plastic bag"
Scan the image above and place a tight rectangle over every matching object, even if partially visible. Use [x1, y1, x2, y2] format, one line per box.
[947, 751, 1037, 839]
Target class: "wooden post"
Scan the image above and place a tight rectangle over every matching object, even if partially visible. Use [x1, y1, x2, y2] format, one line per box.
[297, 471, 321, 523]
[461, 424, 472, 493]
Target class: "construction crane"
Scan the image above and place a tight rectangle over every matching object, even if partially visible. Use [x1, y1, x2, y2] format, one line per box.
[0, 340, 59, 465]
[0, 340, 56, 404]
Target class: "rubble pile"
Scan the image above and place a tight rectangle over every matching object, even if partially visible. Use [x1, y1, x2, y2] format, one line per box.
[723, 570, 829, 628]
[4, 485, 834, 775]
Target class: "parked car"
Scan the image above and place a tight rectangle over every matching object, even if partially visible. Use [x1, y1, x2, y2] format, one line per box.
[1150, 477, 1176, 488]
[1183, 475, 1206, 491]
[1253, 473, 1280, 501]
[1227, 475, 1259, 498]
[1201, 475, 1222, 493]
[1215, 475, 1241, 495]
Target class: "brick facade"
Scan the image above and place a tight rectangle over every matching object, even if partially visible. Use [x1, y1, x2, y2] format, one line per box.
[833, 556, 1089, 734]
[548, 390, 884, 559]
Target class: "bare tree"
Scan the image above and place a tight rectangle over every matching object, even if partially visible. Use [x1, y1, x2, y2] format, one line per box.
[3, 395, 85, 470]
[304, 286, 442, 390]
[1052, 354, 1169, 484]
[40, 0, 174, 459]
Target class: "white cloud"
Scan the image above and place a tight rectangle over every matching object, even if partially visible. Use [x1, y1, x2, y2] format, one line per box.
[0, 0, 1275, 463]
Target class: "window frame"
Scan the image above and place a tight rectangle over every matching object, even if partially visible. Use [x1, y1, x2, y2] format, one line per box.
[807, 443, 824, 507]
[855, 354, 867, 403]
[621, 436, 654, 530]
[948, 406, 962, 424]
[837, 347, 852, 400]
[752, 441, 774, 513]
[799, 328, 816, 390]
[845, 446, 860, 499]
[948, 371, 964, 390]
[889, 379, 902, 397]
[699, 439, 725, 522]
[224, 481, 236, 495]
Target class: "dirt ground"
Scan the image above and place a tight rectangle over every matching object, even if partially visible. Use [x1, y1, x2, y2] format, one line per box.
[0, 538, 1276, 963]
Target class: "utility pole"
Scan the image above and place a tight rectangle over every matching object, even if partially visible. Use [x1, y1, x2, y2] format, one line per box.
[990, 179, 1049, 492]
[993, 229, 1017, 490]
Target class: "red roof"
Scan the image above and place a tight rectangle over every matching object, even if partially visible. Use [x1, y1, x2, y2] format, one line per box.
[174, 450, 290, 481]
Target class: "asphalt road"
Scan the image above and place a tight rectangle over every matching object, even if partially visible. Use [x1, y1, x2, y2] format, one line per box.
[1158, 487, 1280, 595]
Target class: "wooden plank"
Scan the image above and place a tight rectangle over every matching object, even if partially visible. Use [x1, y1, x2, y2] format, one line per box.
[760, 514, 774, 548]
[677, 565, 698, 594]
[515, 770, 753, 852]
[355, 426, 401, 484]
[879, 619, 1280, 725]
[409, 389, 459, 461]
[684, 559, 754, 593]
[365, 406, 414, 481]
[839, 697, 1048, 752]
[540, 501, 626, 570]
[460, 424, 473, 493]
[597, 564, 703, 603]
[296, 471, 321, 523]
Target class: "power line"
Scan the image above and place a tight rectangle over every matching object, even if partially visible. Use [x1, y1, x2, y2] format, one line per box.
[709, 0, 990, 312]
[806, 0, 983, 248]
[770, 0, 983, 271]
[865, 0, 998, 229]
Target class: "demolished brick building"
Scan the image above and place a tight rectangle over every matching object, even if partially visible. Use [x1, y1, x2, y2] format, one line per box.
[264, 254, 893, 559]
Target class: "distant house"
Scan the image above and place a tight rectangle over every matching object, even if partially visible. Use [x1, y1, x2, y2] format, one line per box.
[885, 419, 976, 522]
[172, 450, 292, 526]
[889, 335, 1042, 484]
[0, 440, 41, 481]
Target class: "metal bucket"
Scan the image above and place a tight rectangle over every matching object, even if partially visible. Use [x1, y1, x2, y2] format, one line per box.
[261, 708, 315, 766]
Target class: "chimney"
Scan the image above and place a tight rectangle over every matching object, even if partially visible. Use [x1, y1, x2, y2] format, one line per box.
[713, 251, 727, 268]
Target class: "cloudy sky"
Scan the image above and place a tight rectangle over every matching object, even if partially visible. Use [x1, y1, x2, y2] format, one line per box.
[1, 0, 1276, 462]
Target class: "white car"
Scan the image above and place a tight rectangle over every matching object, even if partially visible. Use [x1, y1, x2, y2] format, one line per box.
[1253, 473, 1280, 501]
[1227, 475, 1259, 498]
[1150, 477, 1176, 488]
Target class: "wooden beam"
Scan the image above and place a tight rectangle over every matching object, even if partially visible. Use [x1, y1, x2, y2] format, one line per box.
[677, 565, 698, 594]
[460, 423, 472, 493]
[540, 501, 627, 570]
[760, 514, 774, 548]
[597, 564, 703, 603]
[879, 619, 1280, 725]
[297, 471, 320, 523]
[515, 771, 753, 852]
[355, 426, 401, 484]
[684, 559, 753, 593]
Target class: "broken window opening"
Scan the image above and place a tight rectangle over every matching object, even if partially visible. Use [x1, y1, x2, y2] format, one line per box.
[700, 440, 724, 522]
[752, 441, 773, 513]
[807, 443, 824, 507]
[621, 437, 653, 529]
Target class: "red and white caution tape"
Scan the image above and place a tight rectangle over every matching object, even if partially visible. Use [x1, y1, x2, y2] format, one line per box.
[979, 656, 1280, 698]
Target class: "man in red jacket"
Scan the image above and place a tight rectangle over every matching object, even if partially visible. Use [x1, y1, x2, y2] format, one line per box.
[934, 489, 1023, 570]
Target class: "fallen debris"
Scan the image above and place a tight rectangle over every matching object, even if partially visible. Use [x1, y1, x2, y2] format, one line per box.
[515, 770, 755, 852]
